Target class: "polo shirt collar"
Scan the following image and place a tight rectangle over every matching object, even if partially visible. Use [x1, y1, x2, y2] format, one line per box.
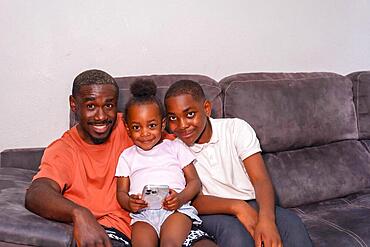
[191, 118, 219, 153]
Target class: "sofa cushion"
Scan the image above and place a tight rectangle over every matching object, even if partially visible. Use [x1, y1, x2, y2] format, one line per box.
[0, 167, 74, 247]
[220, 72, 358, 152]
[361, 140, 370, 152]
[263, 140, 370, 207]
[293, 188, 370, 247]
[347, 71, 370, 140]
[70, 74, 223, 127]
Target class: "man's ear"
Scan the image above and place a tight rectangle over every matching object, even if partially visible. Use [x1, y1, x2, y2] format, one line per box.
[69, 95, 77, 113]
[203, 100, 212, 117]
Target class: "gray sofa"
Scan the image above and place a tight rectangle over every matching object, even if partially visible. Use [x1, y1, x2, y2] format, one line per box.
[1, 71, 370, 247]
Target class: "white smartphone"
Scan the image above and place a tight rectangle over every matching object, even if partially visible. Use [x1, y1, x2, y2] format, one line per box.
[141, 185, 169, 209]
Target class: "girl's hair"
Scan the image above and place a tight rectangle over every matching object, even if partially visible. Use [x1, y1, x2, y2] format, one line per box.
[124, 78, 165, 122]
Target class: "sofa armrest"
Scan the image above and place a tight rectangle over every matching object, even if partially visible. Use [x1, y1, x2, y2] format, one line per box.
[0, 148, 45, 171]
[0, 167, 74, 246]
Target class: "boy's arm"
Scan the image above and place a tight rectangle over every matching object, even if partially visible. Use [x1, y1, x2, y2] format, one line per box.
[116, 176, 147, 212]
[243, 152, 282, 247]
[192, 194, 258, 237]
[25, 177, 112, 247]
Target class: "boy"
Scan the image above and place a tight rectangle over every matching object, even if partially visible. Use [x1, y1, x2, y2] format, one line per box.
[164, 80, 312, 247]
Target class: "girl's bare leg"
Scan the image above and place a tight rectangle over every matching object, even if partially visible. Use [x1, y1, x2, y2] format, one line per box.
[160, 212, 192, 247]
[131, 221, 158, 247]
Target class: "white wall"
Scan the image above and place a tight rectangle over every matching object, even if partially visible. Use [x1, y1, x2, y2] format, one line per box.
[1, 0, 370, 151]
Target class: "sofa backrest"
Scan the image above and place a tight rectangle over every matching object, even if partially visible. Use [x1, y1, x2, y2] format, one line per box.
[219, 72, 370, 207]
[220, 72, 358, 153]
[69, 74, 222, 127]
[347, 71, 370, 140]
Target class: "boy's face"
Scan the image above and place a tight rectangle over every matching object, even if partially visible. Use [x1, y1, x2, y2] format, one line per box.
[165, 94, 212, 146]
[126, 103, 165, 151]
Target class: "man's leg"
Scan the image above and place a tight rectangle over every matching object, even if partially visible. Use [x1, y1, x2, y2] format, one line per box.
[104, 227, 131, 247]
[199, 214, 254, 247]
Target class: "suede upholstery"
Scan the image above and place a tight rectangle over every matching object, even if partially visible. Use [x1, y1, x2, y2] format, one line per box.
[1, 71, 370, 246]
[264, 140, 370, 207]
[293, 188, 370, 246]
[348, 71, 370, 139]
[0, 167, 74, 247]
[0, 148, 44, 171]
[220, 73, 358, 152]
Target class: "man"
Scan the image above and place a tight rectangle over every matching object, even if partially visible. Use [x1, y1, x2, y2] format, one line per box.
[25, 70, 216, 247]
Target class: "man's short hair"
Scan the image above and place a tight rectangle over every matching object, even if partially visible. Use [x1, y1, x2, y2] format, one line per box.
[164, 79, 206, 103]
[72, 69, 119, 97]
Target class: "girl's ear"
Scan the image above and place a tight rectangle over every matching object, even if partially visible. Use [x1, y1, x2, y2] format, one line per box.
[125, 125, 132, 137]
[203, 100, 212, 117]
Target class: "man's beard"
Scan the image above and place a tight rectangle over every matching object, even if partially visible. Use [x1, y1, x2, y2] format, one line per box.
[87, 118, 115, 144]
[89, 127, 114, 144]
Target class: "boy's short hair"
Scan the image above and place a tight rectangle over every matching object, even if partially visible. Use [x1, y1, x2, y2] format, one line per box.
[72, 69, 118, 97]
[165, 79, 206, 103]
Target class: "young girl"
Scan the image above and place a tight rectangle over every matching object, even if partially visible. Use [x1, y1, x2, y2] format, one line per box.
[115, 79, 202, 247]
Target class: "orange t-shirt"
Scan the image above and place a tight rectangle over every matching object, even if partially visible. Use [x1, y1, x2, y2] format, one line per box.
[33, 113, 133, 237]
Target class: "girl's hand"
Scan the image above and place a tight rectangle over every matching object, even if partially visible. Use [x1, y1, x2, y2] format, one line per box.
[128, 194, 147, 213]
[163, 189, 183, 211]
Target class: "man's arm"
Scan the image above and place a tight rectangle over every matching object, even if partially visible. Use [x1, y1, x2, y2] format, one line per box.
[25, 177, 112, 247]
[243, 153, 282, 247]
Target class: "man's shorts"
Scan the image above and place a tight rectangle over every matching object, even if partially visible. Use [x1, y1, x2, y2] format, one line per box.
[105, 225, 215, 247]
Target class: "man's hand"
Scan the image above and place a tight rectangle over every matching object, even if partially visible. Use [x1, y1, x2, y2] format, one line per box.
[163, 189, 184, 210]
[254, 217, 282, 247]
[128, 194, 147, 212]
[232, 200, 258, 238]
[72, 207, 112, 247]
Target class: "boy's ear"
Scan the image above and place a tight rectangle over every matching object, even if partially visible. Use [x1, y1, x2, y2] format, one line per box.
[203, 100, 212, 117]
[161, 118, 166, 131]
[69, 95, 77, 113]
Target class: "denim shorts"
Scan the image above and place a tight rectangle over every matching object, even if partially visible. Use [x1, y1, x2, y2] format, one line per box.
[130, 202, 202, 236]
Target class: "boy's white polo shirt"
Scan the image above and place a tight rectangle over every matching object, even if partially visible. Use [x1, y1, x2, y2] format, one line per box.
[187, 117, 262, 200]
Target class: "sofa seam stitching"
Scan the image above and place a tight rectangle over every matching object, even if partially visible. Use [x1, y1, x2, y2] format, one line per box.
[293, 207, 367, 247]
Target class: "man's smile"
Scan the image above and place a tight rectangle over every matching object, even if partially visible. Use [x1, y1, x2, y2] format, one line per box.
[88, 119, 114, 134]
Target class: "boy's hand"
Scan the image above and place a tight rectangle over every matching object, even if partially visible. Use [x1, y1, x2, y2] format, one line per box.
[254, 217, 282, 247]
[163, 189, 183, 210]
[128, 194, 147, 213]
[233, 200, 258, 238]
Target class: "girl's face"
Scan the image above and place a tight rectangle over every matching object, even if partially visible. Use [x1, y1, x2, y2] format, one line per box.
[126, 103, 165, 151]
